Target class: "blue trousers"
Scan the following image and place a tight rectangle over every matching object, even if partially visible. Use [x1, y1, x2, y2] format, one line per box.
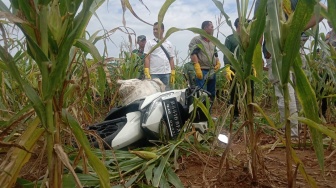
[151, 74, 170, 91]
[195, 69, 216, 101]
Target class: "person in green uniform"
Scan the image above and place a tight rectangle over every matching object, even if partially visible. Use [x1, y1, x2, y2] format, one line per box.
[132, 35, 146, 79]
[224, 18, 240, 117]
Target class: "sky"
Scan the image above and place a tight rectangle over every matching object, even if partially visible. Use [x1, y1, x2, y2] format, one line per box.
[88, 0, 242, 65]
[2, 0, 331, 66]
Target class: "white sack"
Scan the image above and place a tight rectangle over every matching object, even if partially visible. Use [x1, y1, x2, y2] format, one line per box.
[117, 79, 165, 105]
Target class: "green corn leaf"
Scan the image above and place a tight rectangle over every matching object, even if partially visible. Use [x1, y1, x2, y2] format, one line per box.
[192, 97, 214, 129]
[243, 0, 266, 79]
[250, 103, 277, 129]
[17, 0, 34, 22]
[119, 157, 144, 172]
[293, 55, 324, 171]
[252, 43, 263, 80]
[48, 0, 104, 98]
[145, 163, 156, 184]
[0, 104, 33, 128]
[88, 30, 104, 44]
[0, 60, 7, 71]
[38, 0, 52, 5]
[153, 141, 182, 187]
[74, 38, 102, 62]
[124, 174, 140, 187]
[158, 174, 170, 188]
[292, 117, 336, 140]
[62, 174, 100, 187]
[62, 110, 110, 188]
[166, 166, 183, 188]
[157, 0, 176, 31]
[264, 0, 283, 85]
[282, 0, 316, 84]
[0, 46, 47, 126]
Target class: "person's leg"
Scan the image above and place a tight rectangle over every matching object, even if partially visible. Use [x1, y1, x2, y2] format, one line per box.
[287, 74, 299, 137]
[195, 70, 207, 89]
[267, 58, 298, 137]
[321, 97, 328, 118]
[321, 74, 330, 119]
[204, 71, 216, 114]
[229, 81, 239, 117]
[207, 73, 216, 102]
[151, 74, 170, 91]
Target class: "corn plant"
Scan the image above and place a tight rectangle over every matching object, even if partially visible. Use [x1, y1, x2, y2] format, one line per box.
[255, 0, 336, 187]
[149, 0, 336, 186]
[0, 1, 110, 187]
[304, 26, 336, 122]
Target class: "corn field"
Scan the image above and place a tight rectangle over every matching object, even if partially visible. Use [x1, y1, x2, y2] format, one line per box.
[0, 0, 336, 187]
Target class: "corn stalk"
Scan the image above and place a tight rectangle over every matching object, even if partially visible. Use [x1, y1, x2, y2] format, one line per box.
[263, 0, 325, 187]
[0, 0, 110, 187]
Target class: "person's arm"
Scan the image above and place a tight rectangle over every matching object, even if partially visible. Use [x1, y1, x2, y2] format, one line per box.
[145, 55, 150, 68]
[223, 37, 232, 65]
[169, 57, 174, 70]
[215, 57, 220, 64]
[304, 2, 327, 31]
[143, 40, 150, 68]
[168, 42, 175, 70]
[190, 54, 199, 63]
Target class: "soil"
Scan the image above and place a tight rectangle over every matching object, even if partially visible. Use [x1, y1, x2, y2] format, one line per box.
[174, 100, 336, 187]
[10, 130, 336, 188]
[4, 101, 336, 188]
[177, 132, 336, 187]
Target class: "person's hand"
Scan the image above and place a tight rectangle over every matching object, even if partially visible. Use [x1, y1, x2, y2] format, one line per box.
[224, 66, 235, 81]
[144, 68, 151, 79]
[214, 60, 221, 71]
[170, 70, 175, 84]
[193, 62, 203, 79]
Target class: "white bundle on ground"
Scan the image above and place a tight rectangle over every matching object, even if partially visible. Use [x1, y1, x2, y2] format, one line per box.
[117, 79, 165, 105]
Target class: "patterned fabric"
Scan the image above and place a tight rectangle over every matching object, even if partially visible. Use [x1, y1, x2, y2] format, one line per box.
[183, 62, 197, 87]
[132, 49, 145, 79]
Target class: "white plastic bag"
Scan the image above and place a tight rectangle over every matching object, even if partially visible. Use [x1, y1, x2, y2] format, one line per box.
[117, 79, 165, 105]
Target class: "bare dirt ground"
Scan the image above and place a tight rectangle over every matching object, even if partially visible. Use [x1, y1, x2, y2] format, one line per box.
[12, 130, 336, 187]
[4, 101, 336, 188]
[177, 129, 336, 188]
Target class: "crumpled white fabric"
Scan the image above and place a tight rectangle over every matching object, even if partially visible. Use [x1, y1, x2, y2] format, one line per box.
[117, 79, 165, 105]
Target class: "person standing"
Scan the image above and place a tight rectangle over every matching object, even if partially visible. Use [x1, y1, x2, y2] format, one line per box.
[144, 22, 175, 90]
[188, 21, 221, 103]
[132, 35, 146, 79]
[224, 18, 240, 118]
[254, 0, 326, 137]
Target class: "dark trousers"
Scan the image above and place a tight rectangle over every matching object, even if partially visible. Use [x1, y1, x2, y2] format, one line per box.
[195, 69, 216, 102]
[230, 78, 254, 117]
